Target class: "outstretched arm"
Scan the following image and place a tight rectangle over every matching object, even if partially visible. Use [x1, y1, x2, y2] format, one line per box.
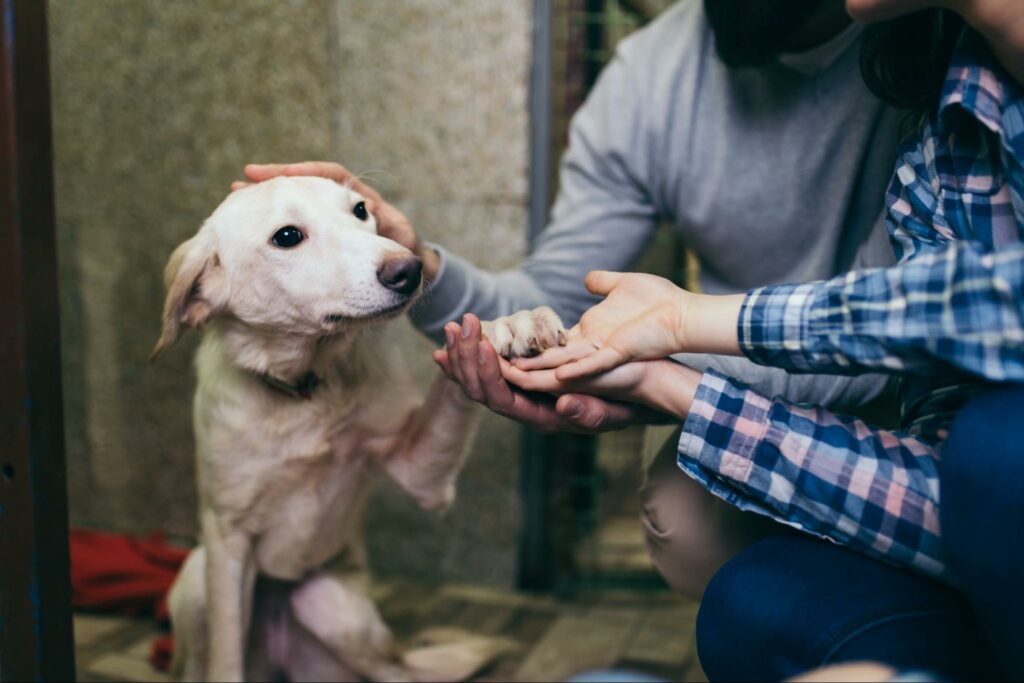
[520, 238, 1024, 386]
[739, 240, 1024, 382]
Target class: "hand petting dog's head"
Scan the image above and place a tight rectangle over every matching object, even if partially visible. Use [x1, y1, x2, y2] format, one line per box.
[152, 176, 421, 359]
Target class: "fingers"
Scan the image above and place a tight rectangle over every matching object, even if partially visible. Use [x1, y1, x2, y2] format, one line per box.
[584, 270, 624, 296]
[441, 316, 485, 401]
[443, 322, 466, 387]
[456, 314, 484, 400]
[488, 381, 623, 434]
[230, 181, 250, 192]
[435, 334, 640, 434]
[554, 346, 626, 382]
[555, 394, 636, 432]
[436, 337, 516, 412]
[245, 161, 352, 182]
[437, 337, 574, 432]
[243, 162, 383, 202]
[476, 340, 516, 412]
[511, 338, 596, 371]
[501, 363, 564, 394]
[432, 349, 453, 378]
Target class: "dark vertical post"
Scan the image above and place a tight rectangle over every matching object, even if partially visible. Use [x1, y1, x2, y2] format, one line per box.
[0, 0, 76, 680]
[583, 0, 606, 89]
[519, 0, 555, 590]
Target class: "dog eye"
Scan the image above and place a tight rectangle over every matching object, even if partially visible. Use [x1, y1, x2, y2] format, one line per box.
[353, 201, 368, 221]
[271, 226, 304, 248]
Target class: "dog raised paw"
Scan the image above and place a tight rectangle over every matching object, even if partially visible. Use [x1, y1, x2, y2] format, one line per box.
[482, 306, 567, 359]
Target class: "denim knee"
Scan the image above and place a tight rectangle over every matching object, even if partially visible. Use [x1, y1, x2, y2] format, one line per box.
[696, 537, 816, 681]
[696, 535, 996, 681]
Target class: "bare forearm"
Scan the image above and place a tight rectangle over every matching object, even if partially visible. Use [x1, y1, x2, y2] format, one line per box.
[635, 361, 703, 420]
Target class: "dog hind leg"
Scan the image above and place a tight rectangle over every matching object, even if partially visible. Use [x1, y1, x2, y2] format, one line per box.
[289, 572, 410, 682]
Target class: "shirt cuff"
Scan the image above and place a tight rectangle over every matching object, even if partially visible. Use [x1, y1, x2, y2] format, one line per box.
[407, 242, 473, 342]
[738, 282, 819, 371]
[677, 369, 771, 482]
[674, 369, 787, 518]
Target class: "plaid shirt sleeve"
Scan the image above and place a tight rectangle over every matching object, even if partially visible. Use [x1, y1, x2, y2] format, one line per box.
[737, 241, 1024, 382]
[677, 369, 948, 578]
[737, 72, 1024, 381]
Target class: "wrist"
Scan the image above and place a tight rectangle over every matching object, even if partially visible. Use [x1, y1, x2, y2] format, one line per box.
[636, 361, 701, 419]
[419, 245, 442, 284]
[681, 293, 743, 356]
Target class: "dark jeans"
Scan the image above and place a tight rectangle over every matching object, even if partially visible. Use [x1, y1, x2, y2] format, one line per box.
[941, 384, 1024, 679]
[695, 384, 1024, 681]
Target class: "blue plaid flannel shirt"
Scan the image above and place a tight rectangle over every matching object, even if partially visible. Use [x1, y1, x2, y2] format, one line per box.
[677, 32, 1024, 580]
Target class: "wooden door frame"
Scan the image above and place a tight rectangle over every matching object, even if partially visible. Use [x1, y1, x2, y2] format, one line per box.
[0, 0, 76, 679]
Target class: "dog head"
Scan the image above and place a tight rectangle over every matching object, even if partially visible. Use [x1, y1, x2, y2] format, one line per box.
[151, 176, 422, 359]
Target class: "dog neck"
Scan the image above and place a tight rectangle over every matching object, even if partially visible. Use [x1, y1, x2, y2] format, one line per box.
[212, 318, 363, 391]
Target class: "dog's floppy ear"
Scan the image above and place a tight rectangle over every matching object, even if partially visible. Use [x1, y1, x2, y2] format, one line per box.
[151, 233, 221, 361]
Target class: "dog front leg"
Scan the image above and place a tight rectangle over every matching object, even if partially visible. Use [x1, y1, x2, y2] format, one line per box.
[383, 374, 480, 512]
[202, 511, 255, 682]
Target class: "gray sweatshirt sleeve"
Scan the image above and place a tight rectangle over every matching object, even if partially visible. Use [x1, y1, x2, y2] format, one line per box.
[671, 353, 893, 413]
[408, 51, 660, 341]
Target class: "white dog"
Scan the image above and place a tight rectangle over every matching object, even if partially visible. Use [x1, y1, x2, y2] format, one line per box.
[152, 176, 565, 682]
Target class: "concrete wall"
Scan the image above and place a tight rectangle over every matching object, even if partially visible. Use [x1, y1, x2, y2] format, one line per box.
[51, 0, 531, 586]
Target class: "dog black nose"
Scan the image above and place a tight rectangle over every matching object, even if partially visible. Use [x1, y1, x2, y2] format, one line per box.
[377, 256, 422, 295]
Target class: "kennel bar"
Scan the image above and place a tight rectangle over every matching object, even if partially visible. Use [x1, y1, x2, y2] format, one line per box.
[523, 0, 683, 591]
[520, 0, 560, 591]
[0, 0, 77, 679]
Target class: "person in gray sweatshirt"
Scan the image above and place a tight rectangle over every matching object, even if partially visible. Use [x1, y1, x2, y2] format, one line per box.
[243, 0, 905, 598]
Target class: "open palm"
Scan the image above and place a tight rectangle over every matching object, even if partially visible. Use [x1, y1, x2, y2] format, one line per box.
[515, 271, 690, 380]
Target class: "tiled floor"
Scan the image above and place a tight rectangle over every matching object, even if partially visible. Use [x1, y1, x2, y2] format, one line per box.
[74, 581, 705, 682]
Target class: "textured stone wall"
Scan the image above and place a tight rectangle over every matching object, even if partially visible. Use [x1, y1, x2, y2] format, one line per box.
[329, 1, 532, 585]
[51, 0, 531, 586]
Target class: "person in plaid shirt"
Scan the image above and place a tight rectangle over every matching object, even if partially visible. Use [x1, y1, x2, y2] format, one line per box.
[501, 1, 1024, 677]
[510, 21, 1021, 579]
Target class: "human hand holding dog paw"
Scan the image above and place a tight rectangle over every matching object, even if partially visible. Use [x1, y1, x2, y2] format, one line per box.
[234, 161, 441, 282]
[481, 305, 567, 359]
[501, 357, 702, 421]
[432, 313, 660, 433]
[513, 271, 745, 381]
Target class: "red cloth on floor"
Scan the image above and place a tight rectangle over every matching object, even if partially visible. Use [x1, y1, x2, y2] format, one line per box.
[70, 528, 188, 614]
[70, 528, 189, 671]
[149, 634, 176, 672]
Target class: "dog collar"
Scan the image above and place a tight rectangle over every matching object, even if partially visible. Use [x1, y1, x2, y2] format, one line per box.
[260, 370, 321, 400]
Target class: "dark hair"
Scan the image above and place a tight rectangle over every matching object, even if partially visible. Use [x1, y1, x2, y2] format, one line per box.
[859, 9, 965, 111]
